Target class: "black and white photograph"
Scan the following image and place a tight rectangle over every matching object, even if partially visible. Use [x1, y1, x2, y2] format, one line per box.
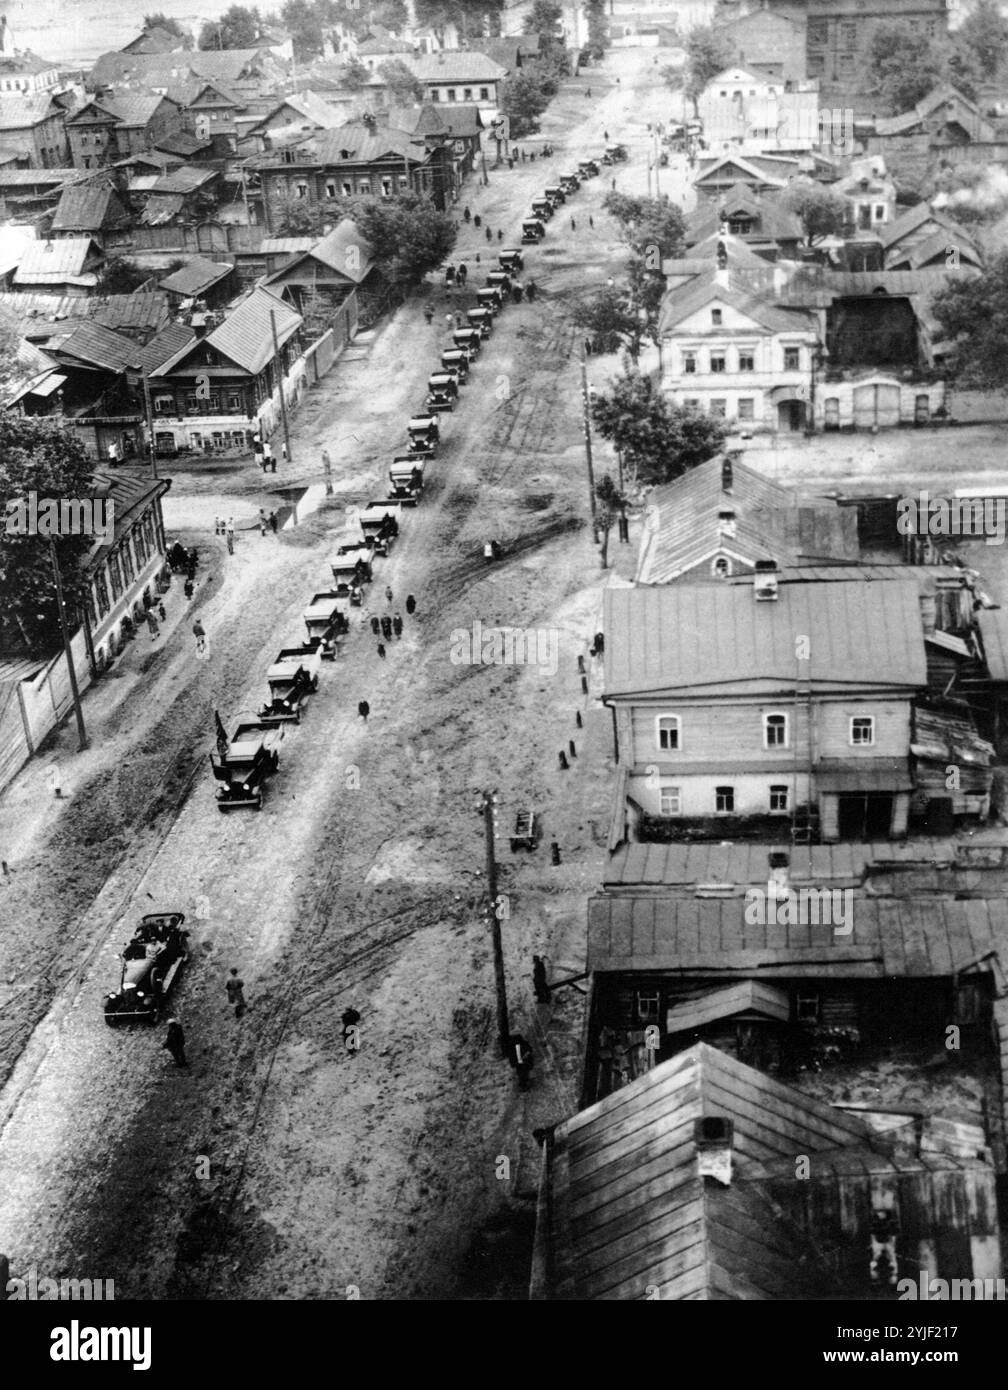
[0, 0, 1007, 1347]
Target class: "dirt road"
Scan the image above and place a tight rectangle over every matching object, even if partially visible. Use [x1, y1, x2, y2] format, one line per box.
[0, 53, 669, 1299]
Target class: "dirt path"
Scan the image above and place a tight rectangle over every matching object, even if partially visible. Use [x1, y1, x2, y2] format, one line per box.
[0, 54, 666, 1299]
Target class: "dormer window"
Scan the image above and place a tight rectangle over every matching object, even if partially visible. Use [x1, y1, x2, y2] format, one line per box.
[711, 308, 722, 326]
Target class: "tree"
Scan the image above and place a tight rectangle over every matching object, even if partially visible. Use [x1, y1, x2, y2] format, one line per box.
[957, 0, 1008, 80]
[584, 0, 608, 58]
[780, 182, 849, 243]
[595, 473, 624, 569]
[932, 251, 1008, 389]
[341, 55, 371, 90]
[345, 193, 455, 288]
[591, 366, 727, 485]
[524, 0, 561, 44]
[500, 69, 552, 136]
[281, 0, 326, 60]
[273, 195, 325, 236]
[0, 417, 95, 653]
[372, 0, 409, 29]
[602, 191, 686, 259]
[867, 22, 945, 111]
[377, 58, 424, 104]
[572, 285, 645, 356]
[413, 0, 504, 45]
[198, 4, 262, 50]
[684, 25, 731, 112]
[142, 13, 193, 46]
[97, 258, 152, 295]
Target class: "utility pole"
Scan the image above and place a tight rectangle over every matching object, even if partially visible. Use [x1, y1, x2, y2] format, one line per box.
[49, 538, 87, 752]
[141, 370, 158, 480]
[580, 350, 598, 539]
[269, 308, 293, 466]
[482, 790, 510, 1057]
[653, 132, 661, 197]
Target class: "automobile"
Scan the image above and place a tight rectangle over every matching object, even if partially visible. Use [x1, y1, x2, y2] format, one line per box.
[559, 173, 580, 194]
[426, 371, 459, 412]
[452, 328, 482, 358]
[466, 307, 493, 339]
[544, 184, 566, 206]
[303, 591, 350, 656]
[499, 247, 524, 271]
[258, 646, 321, 725]
[530, 198, 553, 221]
[441, 348, 470, 383]
[521, 219, 546, 243]
[601, 143, 628, 165]
[477, 286, 503, 314]
[407, 414, 440, 455]
[388, 456, 425, 505]
[104, 912, 189, 1026]
[359, 501, 404, 549]
[210, 719, 282, 811]
[577, 159, 599, 177]
[333, 543, 374, 584]
[485, 270, 511, 299]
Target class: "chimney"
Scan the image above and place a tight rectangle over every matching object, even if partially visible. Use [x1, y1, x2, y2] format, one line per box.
[754, 558, 779, 601]
[721, 457, 733, 493]
[695, 1116, 734, 1185]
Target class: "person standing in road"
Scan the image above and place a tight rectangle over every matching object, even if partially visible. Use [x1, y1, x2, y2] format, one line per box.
[589, 215, 594, 229]
[532, 955, 550, 1003]
[424, 303, 434, 324]
[392, 611, 403, 638]
[385, 585, 393, 607]
[526, 281, 536, 303]
[280, 440, 288, 466]
[184, 577, 194, 600]
[509, 1033, 533, 1089]
[485, 225, 492, 241]
[370, 615, 380, 635]
[226, 529, 234, 555]
[604, 129, 609, 141]
[358, 700, 369, 722]
[611, 176, 616, 191]
[192, 620, 206, 654]
[146, 609, 159, 641]
[377, 641, 386, 659]
[381, 614, 392, 640]
[570, 216, 576, 231]
[269, 510, 278, 533]
[225, 968, 247, 1019]
[163, 1018, 187, 1067]
[405, 594, 416, 616]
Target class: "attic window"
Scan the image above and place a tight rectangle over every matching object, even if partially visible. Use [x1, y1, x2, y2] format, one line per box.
[694, 1116, 733, 1146]
[711, 308, 722, 326]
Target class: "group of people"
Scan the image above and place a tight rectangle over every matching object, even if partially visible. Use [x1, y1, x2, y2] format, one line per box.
[365, 586, 414, 662]
[258, 509, 280, 536]
[252, 433, 281, 473]
[161, 968, 256, 1067]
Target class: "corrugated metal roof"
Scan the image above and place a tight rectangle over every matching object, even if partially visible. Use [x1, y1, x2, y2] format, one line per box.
[586, 894, 1005, 976]
[135, 321, 196, 374]
[407, 51, 505, 81]
[105, 92, 174, 127]
[14, 238, 100, 283]
[978, 607, 1008, 684]
[51, 184, 129, 233]
[0, 92, 61, 128]
[49, 320, 142, 373]
[158, 256, 233, 297]
[658, 276, 816, 336]
[0, 289, 167, 338]
[603, 579, 928, 697]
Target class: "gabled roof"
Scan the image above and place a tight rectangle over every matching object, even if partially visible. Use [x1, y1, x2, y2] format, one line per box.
[686, 191, 804, 247]
[47, 320, 141, 373]
[181, 78, 242, 109]
[105, 91, 177, 127]
[658, 276, 816, 337]
[263, 218, 374, 285]
[135, 320, 196, 374]
[357, 34, 414, 55]
[14, 237, 101, 285]
[0, 92, 62, 128]
[309, 123, 428, 164]
[121, 25, 187, 54]
[694, 151, 797, 189]
[138, 194, 184, 226]
[0, 289, 168, 338]
[406, 51, 506, 83]
[879, 201, 977, 253]
[665, 981, 791, 1033]
[158, 255, 232, 297]
[151, 286, 301, 378]
[603, 578, 927, 699]
[50, 183, 130, 233]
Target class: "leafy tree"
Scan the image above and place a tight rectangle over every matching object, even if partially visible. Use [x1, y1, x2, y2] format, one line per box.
[684, 25, 732, 112]
[584, 0, 608, 58]
[602, 191, 686, 259]
[572, 285, 644, 356]
[273, 195, 325, 236]
[595, 473, 624, 569]
[957, 0, 1008, 80]
[377, 57, 424, 103]
[142, 12, 193, 46]
[97, 258, 152, 295]
[932, 251, 1008, 389]
[198, 4, 263, 50]
[281, 0, 326, 60]
[0, 417, 95, 653]
[524, 0, 561, 45]
[413, 0, 504, 45]
[373, 0, 409, 28]
[500, 68, 552, 136]
[591, 366, 727, 485]
[341, 55, 371, 90]
[345, 193, 455, 288]
[867, 23, 945, 110]
[780, 182, 849, 243]
[943, 35, 981, 103]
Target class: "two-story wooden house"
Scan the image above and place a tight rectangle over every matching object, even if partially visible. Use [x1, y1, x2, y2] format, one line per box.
[602, 570, 928, 843]
[657, 274, 819, 432]
[0, 92, 71, 167]
[405, 50, 505, 113]
[65, 94, 185, 169]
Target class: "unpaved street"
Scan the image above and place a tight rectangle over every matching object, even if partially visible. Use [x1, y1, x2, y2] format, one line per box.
[0, 53, 672, 1299]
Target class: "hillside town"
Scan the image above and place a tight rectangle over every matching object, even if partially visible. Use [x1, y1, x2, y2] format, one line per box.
[2, 0, 1008, 1325]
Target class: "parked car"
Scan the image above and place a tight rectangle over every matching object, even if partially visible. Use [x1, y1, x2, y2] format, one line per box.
[259, 645, 322, 725]
[452, 328, 482, 358]
[577, 159, 599, 177]
[544, 184, 566, 206]
[466, 307, 493, 339]
[486, 270, 511, 299]
[389, 456, 425, 505]
[521, 219, 546, 243]
[104, 912, 189, 1025]
[210, 721, 282, 811]
[530, 198, 553, 221]
[303, 592, 350, 656]
[407, 414, 440, 455]
[559, 173, 580, 193]
[477, 286, 503, 314]
[499, 247, 524, 271]
[441, 348, 470, 383]
[426, 372, 459, 412]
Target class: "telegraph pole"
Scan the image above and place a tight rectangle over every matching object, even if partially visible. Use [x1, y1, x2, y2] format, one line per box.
[482, 790, 510, 1058]
[49, 538, 87, 752]
[141, 370, 158, 480]
[269, 309, 293, 466]
[580, 349, 599, 540]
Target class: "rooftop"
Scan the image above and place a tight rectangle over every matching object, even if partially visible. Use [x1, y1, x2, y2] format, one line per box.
[158, 256, 233, 297]
[406, 51, 506, 83]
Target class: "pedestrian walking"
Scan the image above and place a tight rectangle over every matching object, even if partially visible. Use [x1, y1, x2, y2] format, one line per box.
[342, 1005, 361, 1054]
[184, 577, 194, 600]
[163, 1018, 187, 1067]
[192, 620, 206, 653]
[226, 517, 235, 541]
[532, 954, 550, 1003]
[497, 228, 503, 240]
[146, 609, 159, 640]
[370, 615, 380, 635]
[214, 515, 222, 535]
[385, 585, 393, 607]
[424, 303, 434, 324]
[377, 641, 386, 659]
[381, 615, 392, 640]
[589, 214, 594, 228]
[584, 337, 592, 356]
[604, 129, 609, 142]
[611, 176, 616, 190]
[358, 701, 370, 724]
[520, 148, 526, 163]
[571, 215, 576, 231]
[392, 612, 403, 638]
[280, 440, 288, 466]
[158, 601, 166, 622]
[475, 252, 481, 263]
[269, 510, 278, 533]
[405, 593, 416, 615]
[455, 313, 464, 328]
[485, 225, 492, 241]
[259, 515, 267, 537]
[474, 213, 481, 228]
[512, 280, 523, 303]
[526, 280, 537, 302]
[225, 968, 247, 1019]
[321, 448, 331, 474]
[509, 1033, 533, 1089]
[457, 263, 467, 286]
[463, 205, 471, 222]
[226, 529, 234, 555]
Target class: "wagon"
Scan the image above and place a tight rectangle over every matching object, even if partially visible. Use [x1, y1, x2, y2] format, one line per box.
[521, 219, 546, 243]
[258, 645, 322, 724]
[451, 328, 482, 358]
[210, 719, 283, 811]
[466, 308, 493, 339]
[544, 184, 566, 206]
[104, 912, 189, 1025]
[303, 591, 350, 656]
[426, 372, 459, 413]
[389, 456, 425, 505]
[510, 809, 539, 852]
[499, 248, 524, 272]
[407, 414, 440, 455]
[441, 348, 470, 383]
[477, 286, 503, 314]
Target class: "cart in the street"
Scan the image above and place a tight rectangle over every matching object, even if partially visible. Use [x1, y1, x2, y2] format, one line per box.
[303, 592, 350, 656]
[360, 501, 404, 549]
[407, 414, 440, 455]
[258, 645, 322, 725]
[426, 371, 459, 412]
[388, 456, 425, 505]
[499, 247, 524, 271]
[210, 719, 283, 811]
[559, 173, 580, 194]
[103, 912, 189, 1025]
[510, 809, 540, 852]
[332, 543, 373, 584]
[441, 348, 470, 383]
[577, 159, 599, 178]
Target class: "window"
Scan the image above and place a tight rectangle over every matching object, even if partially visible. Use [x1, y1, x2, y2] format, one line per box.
[738, 350, 754, 372]
[784, 347, 800, 370]
[636, 990, 660, 1022]
[712, 556, 731, 578]
[119, 542, 134, 585]
[479, 86, 489, 100]
[683, 398, 700, 411]
[874, 204, 885, 220]
[738, 398, 754, 420]
[325, 180, 336, 198]
[838, 53, 854, 75]
[133, 524, 148, 566]
[295, 181, 308, 198]
[683, 351, 696, 374]
[711, 308, 722, 326]
[796, 991, 820, 1023]
[463, 87, 473, 100]
[94, 569, 110, 618]
[358, 180, 371, 194]
[656, 715, 680, 751]
[764, 712, 788, 748]
[341, 180, 352, 195]
[398, 174, 409, 190]
[710, 352, 726, 373]
[715, 786, 735, 813]
[840, 20, 856, 47]
[850, 716, 875, 746]
[710, 399, 727, 418]
[226, 391, 242, 411]
[108, 552, 123, 601]
[659, 785, 681, 815]
[769, 785, 789, 813]
[446, 87, 456, 101]
[430, 88, 440, 101]
[381, 176, 393, 196]
[154, 394, 174, 413]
